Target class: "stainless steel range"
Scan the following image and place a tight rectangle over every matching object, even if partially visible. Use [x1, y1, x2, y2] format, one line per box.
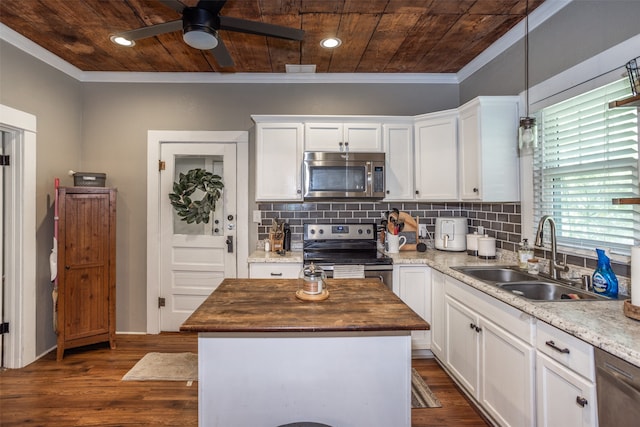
[303, 223, 393, 290]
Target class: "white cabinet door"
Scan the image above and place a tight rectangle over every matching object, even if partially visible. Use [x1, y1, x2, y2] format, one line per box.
[255, 123, 304, 201]
[305, 122, 382, 152]
[481, 317, 536, 427]
[430, 269, 446, 360]
[383, 123, 414, 200]
[395, 266, 431, 351]
[536, 353, 598, 427]
[445, 294, 480, 397]
[458, 97, 520, 201]
[344, 123, 382, 151]
[414, 110, 458, 201]
[249, 263, 302, 279]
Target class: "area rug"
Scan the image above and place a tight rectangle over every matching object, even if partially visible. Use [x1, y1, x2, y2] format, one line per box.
[411, 368, 442, 408]
[122, 352, 197, 381]
[122, 353, 442, 408]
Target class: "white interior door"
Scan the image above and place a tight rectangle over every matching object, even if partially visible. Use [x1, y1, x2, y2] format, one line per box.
[159, 143, 237, 331]
[0, 131, 5, 365]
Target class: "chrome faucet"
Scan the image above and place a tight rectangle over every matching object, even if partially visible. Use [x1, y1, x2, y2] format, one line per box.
[534, 215, 569, 280]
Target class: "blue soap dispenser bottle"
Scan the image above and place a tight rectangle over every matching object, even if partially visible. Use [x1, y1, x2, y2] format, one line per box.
[592, 248, 618, 298]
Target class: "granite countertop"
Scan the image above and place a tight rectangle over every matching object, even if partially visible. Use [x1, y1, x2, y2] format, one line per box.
[248, 250, 303, 263]
[247, 249, 640, 367]
[180, 278, 429, 333]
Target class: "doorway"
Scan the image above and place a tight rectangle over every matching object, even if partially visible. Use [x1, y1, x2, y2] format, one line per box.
[146, 131, 249, 334]
[0, 104, 37, 368]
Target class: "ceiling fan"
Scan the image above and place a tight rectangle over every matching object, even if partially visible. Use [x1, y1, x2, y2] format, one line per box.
[111, 0, 305, 68]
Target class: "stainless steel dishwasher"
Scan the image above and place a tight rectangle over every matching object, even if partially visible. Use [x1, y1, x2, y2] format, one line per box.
[595, 348, 640, 426]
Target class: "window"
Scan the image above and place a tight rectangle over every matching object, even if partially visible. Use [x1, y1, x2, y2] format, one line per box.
[533, 79, 639, 255]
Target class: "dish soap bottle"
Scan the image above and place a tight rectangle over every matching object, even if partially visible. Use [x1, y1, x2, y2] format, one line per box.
[518, 239, 533, 269]
[592, 248, 618, 298]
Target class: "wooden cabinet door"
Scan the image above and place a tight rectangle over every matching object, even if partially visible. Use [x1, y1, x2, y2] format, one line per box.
[61, 192, 111, 340]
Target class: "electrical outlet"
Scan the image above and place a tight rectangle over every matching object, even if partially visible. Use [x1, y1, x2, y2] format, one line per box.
[253, 210, 262, 223]
[419, 224, 428, 239]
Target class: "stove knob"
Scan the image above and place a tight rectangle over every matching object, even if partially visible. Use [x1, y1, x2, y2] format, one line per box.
[310, 229, 315, 235]
[366, 229, 372, 234]
[319, 229, 324, 234]
[358, 229, 363, 234]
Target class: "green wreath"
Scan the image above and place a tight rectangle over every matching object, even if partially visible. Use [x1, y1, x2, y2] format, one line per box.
[169, 168, 224, 224]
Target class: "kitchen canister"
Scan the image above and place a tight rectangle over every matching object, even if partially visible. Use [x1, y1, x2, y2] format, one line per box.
[478, 234, 496, 259]
[466, 232, 480, 256]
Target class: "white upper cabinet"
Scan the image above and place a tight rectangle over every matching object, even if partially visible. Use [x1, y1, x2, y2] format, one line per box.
[414, 110, 458, 201]
[253, 120, 304, 201]
[304, 121, 382, 152]
[458, 96, 520, 201]
[383, 121, 414, 200]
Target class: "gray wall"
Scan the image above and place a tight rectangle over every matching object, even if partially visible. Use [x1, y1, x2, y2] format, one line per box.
[460, 0, 640, 103]
[1, 0, 639, 347]
[0, 41, 83, 355]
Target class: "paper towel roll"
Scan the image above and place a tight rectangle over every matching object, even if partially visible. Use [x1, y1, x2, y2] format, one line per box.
[632, 246, 640, 306]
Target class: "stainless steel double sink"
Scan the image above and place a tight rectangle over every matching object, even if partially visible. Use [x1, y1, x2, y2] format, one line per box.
[451, 266, 612, 302]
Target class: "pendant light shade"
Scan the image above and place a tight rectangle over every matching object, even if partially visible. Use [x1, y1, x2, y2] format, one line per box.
[519, 0, 536, 155]
[518, 116, 537, 153]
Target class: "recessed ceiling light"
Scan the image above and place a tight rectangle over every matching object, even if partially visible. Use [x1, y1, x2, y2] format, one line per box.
[320, 38, 342, 49]
[110, 35, 135, 47]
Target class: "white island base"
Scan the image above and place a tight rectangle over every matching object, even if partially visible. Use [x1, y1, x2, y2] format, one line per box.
[198, 331, 413, 427]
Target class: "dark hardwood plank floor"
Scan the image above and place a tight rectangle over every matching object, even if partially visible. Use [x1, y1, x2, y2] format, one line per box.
[0, 333, 489, 426]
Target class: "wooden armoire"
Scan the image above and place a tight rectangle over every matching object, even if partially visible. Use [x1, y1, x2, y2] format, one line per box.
[56, 187, 116, 361]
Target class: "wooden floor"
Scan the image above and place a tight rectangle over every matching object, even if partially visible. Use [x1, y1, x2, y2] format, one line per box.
[0, 333, 490, 426]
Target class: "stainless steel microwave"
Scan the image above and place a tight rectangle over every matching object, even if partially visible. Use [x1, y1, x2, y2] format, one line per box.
[302, 151, 385, 200]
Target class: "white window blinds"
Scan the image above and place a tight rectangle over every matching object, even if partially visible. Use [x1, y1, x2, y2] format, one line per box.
[533, 79, 639, 255]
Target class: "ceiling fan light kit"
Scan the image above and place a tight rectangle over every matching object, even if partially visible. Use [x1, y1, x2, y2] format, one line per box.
[182, 7, 219, 50]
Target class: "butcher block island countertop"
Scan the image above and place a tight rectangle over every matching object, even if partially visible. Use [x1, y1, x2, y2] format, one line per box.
[182, 278, 428, 426]
[180, 278, 429, 333]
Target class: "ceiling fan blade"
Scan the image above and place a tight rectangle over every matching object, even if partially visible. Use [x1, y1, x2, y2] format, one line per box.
[219, 16, 304, 41]
[116, 20, 183, 41]
[209, 38, 234, 68]
[158, 0, 186, 14]
[197, 0, 227, 15]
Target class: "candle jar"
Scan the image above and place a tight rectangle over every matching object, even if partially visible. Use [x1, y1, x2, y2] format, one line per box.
[299, 263, 326, 295]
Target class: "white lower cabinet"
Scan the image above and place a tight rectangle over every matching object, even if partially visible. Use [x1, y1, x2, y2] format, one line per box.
[536, 322, 598, 427]
[443, 276, 535, 427]
[430, 270, 446, 360]
[394, 265, 431, 351]
[249, 263, 302, 279]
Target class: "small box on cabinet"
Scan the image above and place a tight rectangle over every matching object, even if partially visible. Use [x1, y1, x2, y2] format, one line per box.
[73, 172, 106, 187]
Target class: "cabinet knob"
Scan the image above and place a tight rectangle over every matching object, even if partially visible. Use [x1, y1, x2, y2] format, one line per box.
[473, 187, 479, 193]
[297, 189, 301, 194]
[386, 190, 390, 194]
[576, 396, 588, 407]
[65, 265, 71, 270]
[415, 190, 420, 195]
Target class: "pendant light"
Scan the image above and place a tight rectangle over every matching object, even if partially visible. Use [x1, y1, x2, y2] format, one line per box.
[519, 0, 537, 154]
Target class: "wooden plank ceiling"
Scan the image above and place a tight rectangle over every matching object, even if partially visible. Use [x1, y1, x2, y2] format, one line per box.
[0, 0, 544, 73]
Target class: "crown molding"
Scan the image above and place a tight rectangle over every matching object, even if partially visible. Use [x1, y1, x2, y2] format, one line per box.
[2, 2, 570, 85]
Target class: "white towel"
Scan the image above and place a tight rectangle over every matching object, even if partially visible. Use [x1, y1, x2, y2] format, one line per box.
[333, 265, 365, 279]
